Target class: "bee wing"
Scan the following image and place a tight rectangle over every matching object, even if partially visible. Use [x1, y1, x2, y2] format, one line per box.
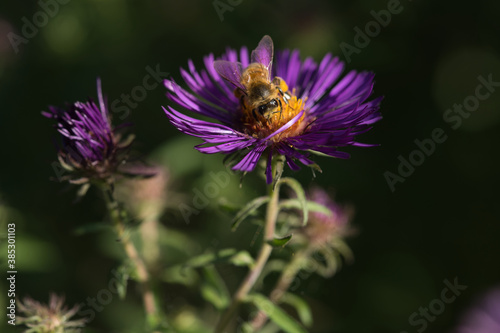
[251, 35, 274, 77]
[214, 60, 246, 91]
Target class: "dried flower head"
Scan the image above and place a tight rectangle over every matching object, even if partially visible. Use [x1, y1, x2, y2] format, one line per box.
[116, 165, 169, 221]
[164, 35, 382, 183]
[283, 187, 355, 277]
[17, 293, 87, 333]
[300, 187, 352, 249]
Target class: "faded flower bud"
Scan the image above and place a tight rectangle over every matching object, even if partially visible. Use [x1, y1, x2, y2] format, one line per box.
[17, 293, 87, 333]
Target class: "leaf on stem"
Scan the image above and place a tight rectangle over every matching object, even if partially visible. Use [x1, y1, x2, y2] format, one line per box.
[184, 248, 255, 269]
[72, 222, 111, 236]
[278, 178, 308, 226]
[244, 293, 308, 333]
[267, 235, 293, 247]
[231, 196, 270, 231]
[162, 265, 198, 286]
[280, 293, 313, 327]
[200, 266, 230, 310]
[279, 199, 333, 218]
[113, 263, 132, 300]
[217, 198, 242, 214]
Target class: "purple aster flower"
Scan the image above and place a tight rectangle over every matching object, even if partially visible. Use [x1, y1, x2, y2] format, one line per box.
[453, 288, 500, 333]
[163, 35, 383, 183]
[43, 79, 147, 188]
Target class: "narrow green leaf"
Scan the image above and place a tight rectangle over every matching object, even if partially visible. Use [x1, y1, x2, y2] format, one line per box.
[267, 234, 293, 247]
[313, 246, 339, 278]
[256, 259, 287, 288]
[279, 178, 308, 226]
[201, 283, 227, 309]
[200, 266, 230, 310]
[231, 196, 270, 231]
[184, 248, 237, 268]
[72, 222, 111, 236]
[305, 150, 331, 158]
[259, 322, 283, 333]
[113, 264, 132, 300]
[162, 265, 198, 286]
[280, 293, 313, 327]
[217, 198, 241, 214]
[332, 238, 354, 264]
[158, 226, 200, 260]
[182, 248, 255, 269]
[229, 250, 255, 268]
[280, 199, 333, 218]
[245, 293, 308, 333]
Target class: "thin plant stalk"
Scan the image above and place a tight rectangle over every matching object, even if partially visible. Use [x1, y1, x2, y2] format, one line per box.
[103, 186, 160, 328]
[214, 159, 284, 333]
[250, 247, 312, 330]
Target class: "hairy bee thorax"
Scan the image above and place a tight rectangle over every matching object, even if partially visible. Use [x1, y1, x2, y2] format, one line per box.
[237, 79, 307, 141]
[241, 63, 268, 86]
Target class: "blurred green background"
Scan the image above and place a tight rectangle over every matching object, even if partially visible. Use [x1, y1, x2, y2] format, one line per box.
[1, 0, 499, 332]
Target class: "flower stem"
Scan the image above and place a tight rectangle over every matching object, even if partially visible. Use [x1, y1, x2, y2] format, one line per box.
[250, 248, 312, 330]
[214, 159, 284, 333]
[103, 187, 160, 328]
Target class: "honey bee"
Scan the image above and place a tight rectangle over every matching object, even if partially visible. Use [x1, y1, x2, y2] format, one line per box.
[214, 35, 290, 121]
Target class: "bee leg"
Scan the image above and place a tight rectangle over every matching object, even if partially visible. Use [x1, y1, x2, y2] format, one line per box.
[274, 77, 290, 101]
[275, 98, 283, 122]
[252, 108, 259, 120]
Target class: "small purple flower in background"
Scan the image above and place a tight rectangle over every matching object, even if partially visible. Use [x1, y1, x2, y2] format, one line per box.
[284, 187, 354, 277]
[18, 293, 87, 333]
[44, 79, 152, 193]
[164, 35, 382, 183]
[453, 288, 500, 333]
[301, 187, 352, 248]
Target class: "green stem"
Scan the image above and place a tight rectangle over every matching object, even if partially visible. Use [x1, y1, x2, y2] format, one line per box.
[249, 248, 312, 330]
[102, 186, 159, 328]
[214, 159, 284, 333]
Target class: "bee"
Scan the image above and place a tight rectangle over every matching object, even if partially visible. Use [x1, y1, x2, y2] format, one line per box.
[214, 35, 290, 121]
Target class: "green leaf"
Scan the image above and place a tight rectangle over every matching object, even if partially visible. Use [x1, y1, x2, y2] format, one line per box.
[201, 283, 227, 310]
[312, 246, 340, 278]
[280, 199, 333, 218]
[72, 222, 111, 236]
[231, 196, 270, 231]
[305, 149, 331, 158]
[229, 250, 255, 267]
[200, 266, 230, 310]
[185, 248, 238, 268]
[184, 248, 255, 269]
[162, 265, 198, 286]
[278, 178, 308, 226]
[217, 198, 242, 214]
[245, 293, 308, 333]
[280, 293, 313, 327]
[159, 226, 200, 262]
[267, 234, 293, 247]
[258, 322, 282, 333]
[256, 259, 287, 289]
[332, 237, 355, 264]
[113, 264, 132, 300]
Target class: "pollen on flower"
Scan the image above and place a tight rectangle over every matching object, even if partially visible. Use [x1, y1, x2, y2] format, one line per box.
[239, 87, 307, 141]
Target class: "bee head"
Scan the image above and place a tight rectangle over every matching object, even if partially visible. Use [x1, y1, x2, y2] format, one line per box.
[256, 99, 279, 116]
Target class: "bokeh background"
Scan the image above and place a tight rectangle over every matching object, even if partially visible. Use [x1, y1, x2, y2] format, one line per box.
[1, 0, 499, 332]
